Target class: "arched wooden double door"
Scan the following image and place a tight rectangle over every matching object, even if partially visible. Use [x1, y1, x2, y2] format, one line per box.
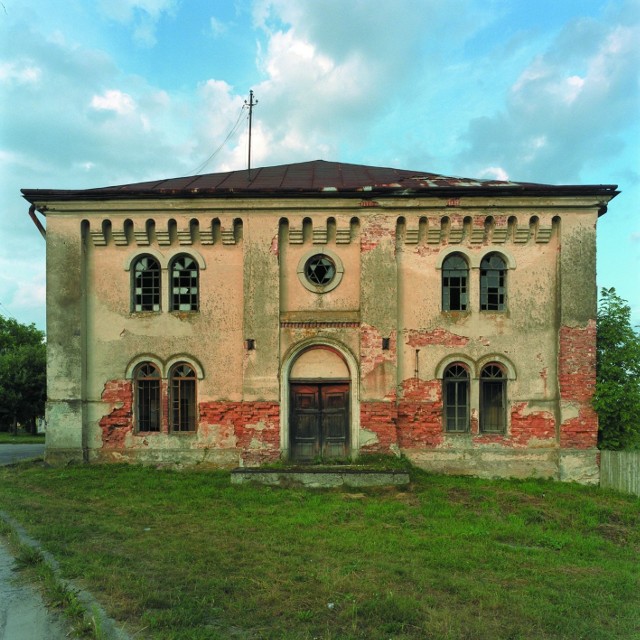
[289, 346, 350, 462]
[290, 382, 349, 461]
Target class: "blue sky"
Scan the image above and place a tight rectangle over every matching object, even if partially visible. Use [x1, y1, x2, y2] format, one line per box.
[1, 0, 638, 330]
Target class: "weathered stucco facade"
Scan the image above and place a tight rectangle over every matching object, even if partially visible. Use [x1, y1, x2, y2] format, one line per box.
[23, 161, 618, 483]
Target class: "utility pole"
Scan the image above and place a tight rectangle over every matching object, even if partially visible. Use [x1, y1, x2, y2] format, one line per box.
[245, 90, 258, 180]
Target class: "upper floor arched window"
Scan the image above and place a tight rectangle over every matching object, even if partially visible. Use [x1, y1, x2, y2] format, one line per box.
[132, 256, 161, 312]
[442, 253, 468, 311]
[170, 254, 199, 312]
[480, 253, 507, 311]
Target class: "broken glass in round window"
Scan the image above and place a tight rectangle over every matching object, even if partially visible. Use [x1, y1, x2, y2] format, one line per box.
[304, 254, 336, 286]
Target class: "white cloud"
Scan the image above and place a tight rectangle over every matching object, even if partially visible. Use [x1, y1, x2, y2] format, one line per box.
[91, 89, 136, 115]
[478, 167, 510, 181]
[459, 13, 640, 183]
[0, 60, 42, 84]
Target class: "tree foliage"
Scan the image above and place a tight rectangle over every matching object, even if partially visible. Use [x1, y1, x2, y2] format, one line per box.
[0, 315, 46, 432]
[594, 288, 640, 450]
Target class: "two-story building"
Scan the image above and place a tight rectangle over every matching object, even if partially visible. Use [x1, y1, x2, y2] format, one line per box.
[22, 160, 618, 482]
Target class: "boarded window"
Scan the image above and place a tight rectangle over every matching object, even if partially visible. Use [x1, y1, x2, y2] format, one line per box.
[170, 255, 199, 311]
[442, 254, 468, 311]
[170, 363, 196, 432]
[133, 256, 160, 311]
[480, 253, 507, 311]
[443, 364, 469, 432]
[480, 364, 506, 433]
[135, 363, 161, 432]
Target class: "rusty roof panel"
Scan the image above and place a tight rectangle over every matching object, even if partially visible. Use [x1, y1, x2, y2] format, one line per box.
[21, 160, 619, 202]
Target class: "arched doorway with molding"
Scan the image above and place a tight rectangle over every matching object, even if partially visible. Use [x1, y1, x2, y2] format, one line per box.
[280, 339, 360, 462]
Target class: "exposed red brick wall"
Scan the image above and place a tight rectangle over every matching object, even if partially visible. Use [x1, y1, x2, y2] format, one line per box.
[558, 321, 598, 449]
[481, 401, 556, 447]
[360, 324, 397, 399]
[360, 402, 398, 452]
[406, 328, 469, 348]
[199, 401, 281, 465]
[397, 379, 444, 447]
[360, 216, 396, 252]
[98, 381, 280, 462]
[99, 380, 134, 448]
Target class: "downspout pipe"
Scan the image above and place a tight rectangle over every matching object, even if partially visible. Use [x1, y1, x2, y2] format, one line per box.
[28, 204, 46, 239]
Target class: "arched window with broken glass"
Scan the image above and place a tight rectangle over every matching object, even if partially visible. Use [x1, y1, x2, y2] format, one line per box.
[132, 255, 161, 312]
[170, 254, 199, 311]
[442, 253, 468, 311]
[480, 253, 507, 311]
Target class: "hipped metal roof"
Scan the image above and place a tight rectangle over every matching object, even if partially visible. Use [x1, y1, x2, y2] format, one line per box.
[21, 159, 619, 202]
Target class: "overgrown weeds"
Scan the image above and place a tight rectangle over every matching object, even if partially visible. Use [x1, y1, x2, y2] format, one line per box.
[8, 539, 102, 638]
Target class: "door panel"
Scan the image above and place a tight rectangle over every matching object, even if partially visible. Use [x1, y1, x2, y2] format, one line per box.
[291, 383, 349, 461]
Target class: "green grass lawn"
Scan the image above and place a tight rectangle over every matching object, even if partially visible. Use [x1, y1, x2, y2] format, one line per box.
[0, 432, 45, 444]
[0, 463, 638, 640]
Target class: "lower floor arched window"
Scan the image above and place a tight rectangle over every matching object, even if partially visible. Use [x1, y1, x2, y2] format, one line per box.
[170, 363, 197, 432]
[135, 363, 161, 432]
[443, 364, 469, 432]
[480, 364, 506, 433]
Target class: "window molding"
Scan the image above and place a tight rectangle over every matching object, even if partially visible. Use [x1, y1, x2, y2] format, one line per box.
[436, 247, 516, 270]
[436, 354, 515, 437]
[296, 248, 344, 294]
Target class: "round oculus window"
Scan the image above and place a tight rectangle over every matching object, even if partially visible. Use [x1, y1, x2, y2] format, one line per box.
[304, 254, 336, 286]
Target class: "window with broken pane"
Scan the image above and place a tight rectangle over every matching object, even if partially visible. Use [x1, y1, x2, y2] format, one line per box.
[304, 254, 336, 286]
[480, 364, 506, 433]
[170, 363, 196, 432]
[480, 253, 506, 311]
[443, 364, 469, 432]
[170, 255, 199, 311]
[133, 256, 161, 311]
[135, 362, 161, 432]
[442, 254, 468, 311]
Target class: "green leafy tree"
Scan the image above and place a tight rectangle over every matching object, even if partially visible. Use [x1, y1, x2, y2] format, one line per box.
[594, 288, 640, 450]
[0, 315, 46, 433]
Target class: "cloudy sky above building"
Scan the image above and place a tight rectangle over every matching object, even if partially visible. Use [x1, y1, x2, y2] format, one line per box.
[1, 0, 638, 329]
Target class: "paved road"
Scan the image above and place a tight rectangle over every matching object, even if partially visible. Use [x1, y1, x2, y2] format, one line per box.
[0, 444, 45, 466]
[0, 539, 71, 640]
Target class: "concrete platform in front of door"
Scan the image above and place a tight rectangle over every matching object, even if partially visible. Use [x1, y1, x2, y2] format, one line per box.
[230, 467, 411, 488]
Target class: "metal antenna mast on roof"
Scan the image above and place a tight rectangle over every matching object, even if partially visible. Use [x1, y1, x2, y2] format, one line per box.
[245, 90, 258, 180]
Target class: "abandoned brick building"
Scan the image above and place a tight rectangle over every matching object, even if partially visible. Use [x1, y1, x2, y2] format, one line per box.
[22, 160, 618, 483]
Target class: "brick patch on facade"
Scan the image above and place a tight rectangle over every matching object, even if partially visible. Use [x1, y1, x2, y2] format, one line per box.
[99, 380, 134, 448]
[359, 402, 399, 452]
[199, 401, 281, 464]
[504, 401, 556, 447]
[406, 328, 469, 348]
[397, 378, 444, 447]
[360, 323, 397, 382]
[558, 322, 598, 449]
[360, 216, 396, 252]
